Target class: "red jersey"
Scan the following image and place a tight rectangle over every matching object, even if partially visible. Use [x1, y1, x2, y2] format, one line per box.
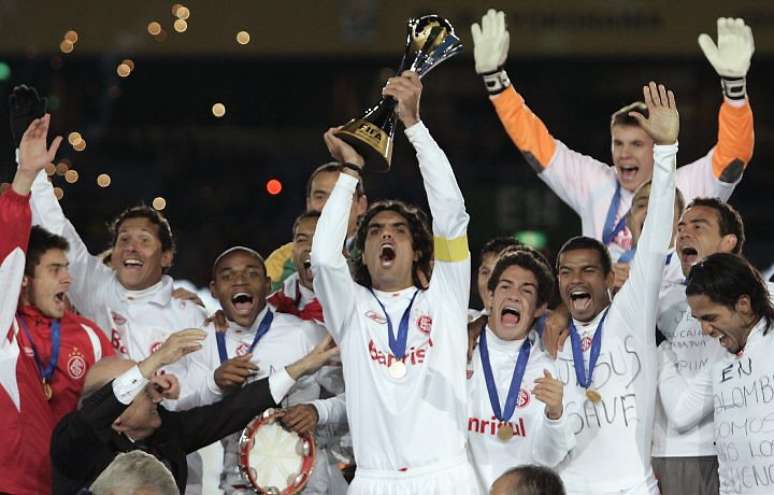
[0, 188, 55, 494]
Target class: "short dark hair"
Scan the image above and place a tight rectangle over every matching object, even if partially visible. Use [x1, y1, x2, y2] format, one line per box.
[487, 250, 555, 307]
[305, 162, 365, 199]
[685, 197, 745, 254]
[686, 253, 774, 334]
[292, 210, 321, 237]
[556, 236, 612, 275]
[109, 205, 175, 254]
[211, 246, 266, 281]
[25, 226, 69, 276]
[496, 465, 566, 495]
[611, 101, 647, 129]
[352, 200, 433, 289]
[479, 236, 521, 262]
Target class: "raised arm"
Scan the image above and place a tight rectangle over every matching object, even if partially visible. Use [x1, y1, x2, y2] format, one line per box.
[471, 9, 613, 214]
[615, 83, 678, 343]
[677, 18, 755, 200]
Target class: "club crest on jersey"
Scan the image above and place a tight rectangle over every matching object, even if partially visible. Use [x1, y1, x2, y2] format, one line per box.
[518, 389, 530, 408]
[416, 315, 432, 334]
[67, 351, 87, 379]
[149, 341, 163, 354]
[235, 342, 250, 356]
[111, 312, 127, 325]
[581, 336, 593, 352]
[365, 310, 387, 324]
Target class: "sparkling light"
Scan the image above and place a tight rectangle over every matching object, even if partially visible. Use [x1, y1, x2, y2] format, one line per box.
[176, 6, 190, 20]
[117, 63, 131, 78]
[45, 163, 56, 176]
[73, 139, 87, 152]
[97, 174, 111, 188]
[68, 131, 82, 145]
[266, 179, 283, 195]
[152, 196, 167, 210]
[122, 59, 135, 71]
[147, 21, 162, 36]
[55, 162, 69, 175]
[60, 40, 74, 54]
[211, 103, 226, 118]
[236, 31, 251, 45]
[53, 187, 64, 200]
[64, 169, 79, 183]
[64, 30, 79, 43]
[173, 19, 188, 32]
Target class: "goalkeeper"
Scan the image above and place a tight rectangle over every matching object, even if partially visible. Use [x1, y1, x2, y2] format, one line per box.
[472, 12, 755, 264]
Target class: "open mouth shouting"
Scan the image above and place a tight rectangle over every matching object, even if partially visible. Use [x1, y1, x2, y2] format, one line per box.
[302, 256, 312, 270]
[569, 287, 592, 313]
[500, 306, 521, 328]
[679, 246, 699, 268]
[122, 258, 144, 271]
[618, 165, 639, 183]
[379, 243, 396, 268]
[231, 292, 256, 316]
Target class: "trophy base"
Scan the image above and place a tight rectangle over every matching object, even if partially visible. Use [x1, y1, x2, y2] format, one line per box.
[335, 118, 394, 172]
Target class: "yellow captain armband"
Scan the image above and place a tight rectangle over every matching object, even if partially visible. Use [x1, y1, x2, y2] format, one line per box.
[434, 235, 469, 262]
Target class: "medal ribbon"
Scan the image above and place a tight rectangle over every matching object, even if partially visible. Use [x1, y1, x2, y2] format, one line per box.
[368, 289, 419, 359]
[479, 329, 532, 422]
[568, 308, 609, 389]
[602, 182, 627, 246]
[18, 316, 61, 384]
[216, 309, 274, 363]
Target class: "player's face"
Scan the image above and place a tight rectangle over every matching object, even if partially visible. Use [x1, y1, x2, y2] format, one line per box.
[611, 125, 654, 192]
[306, 170, 366, 237]
[477, 253, 498, 309]
[362, 210, 417, 291]
[627, 183, 680, 247]
[488, 265, 546, 341]
[23, 248, 71, 319]
[114, 386, 162, 439]
[557, 248, 613, 323]
[210, 251, 270, 328]
[676, 206, 736, 277]
[112, 217, 172, 291]
[688, 294, 752, 354]
[292, 217, 318, 290]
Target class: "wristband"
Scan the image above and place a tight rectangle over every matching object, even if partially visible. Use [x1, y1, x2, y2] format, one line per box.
[340, 162, 364, 176]
[481, 68, 511, 96]
[720, 77, 746, 101]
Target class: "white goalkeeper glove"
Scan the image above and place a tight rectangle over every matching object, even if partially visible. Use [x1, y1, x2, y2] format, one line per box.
[471, 9, 511, 95]
[698, 17, 754, 100]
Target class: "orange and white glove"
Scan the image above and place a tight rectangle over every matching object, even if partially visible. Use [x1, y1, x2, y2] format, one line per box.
[471, 9, 511, 95]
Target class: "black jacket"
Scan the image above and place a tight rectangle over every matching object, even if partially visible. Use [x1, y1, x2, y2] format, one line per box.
[50, 376, 279, 494]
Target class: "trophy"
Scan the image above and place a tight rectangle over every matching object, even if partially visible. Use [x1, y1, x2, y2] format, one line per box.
[335, 15, 463, 171]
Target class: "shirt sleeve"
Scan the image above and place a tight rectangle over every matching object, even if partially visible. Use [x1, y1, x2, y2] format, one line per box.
[405, 121, 471, 312]
[614, 143, 677, 345]
[532, 411, 576, 467]
[0, 188, 30, 340]
[490, 85, 615, 214]
[112, 365, 149, 404]
[29, 170, 113, 318]
[310, 392, 347, 425]
[657, 342, 714, 432]
[675, 98, 754, 202]
[311, 173, 359, 343]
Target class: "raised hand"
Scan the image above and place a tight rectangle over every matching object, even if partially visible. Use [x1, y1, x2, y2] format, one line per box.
[139, 328, 206, 378]
[628, 82, 679, 146]
[171, 287, 205, 308]
[381, 71, 422, 128]
[286, 334, 340, 380]
[533, 369, 564, 420]
[542, 307, 570, 359]
[698, 18, 754, 79]
[471, 9, 509, 74]
[279, 404, 319, 435]
[9, 84, 47, 148]
[18, 114, 62, 176]
[214, 354, 259, 391]
[323, 127, 365, 168]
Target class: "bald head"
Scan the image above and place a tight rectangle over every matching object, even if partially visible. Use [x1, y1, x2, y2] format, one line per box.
[81, 357, 137, 401]
[490, 465, 565, 495]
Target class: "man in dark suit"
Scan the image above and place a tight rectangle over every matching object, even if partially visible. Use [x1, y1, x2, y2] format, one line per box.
[50, 327, 336, 494]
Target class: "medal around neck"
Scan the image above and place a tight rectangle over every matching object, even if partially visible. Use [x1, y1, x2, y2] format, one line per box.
[585, 389, 602, 404]
[497, 424, 514, 442]
[335, 14, 463, 171]
[388, 360, 407, 379]
[43, 380, 53, 400]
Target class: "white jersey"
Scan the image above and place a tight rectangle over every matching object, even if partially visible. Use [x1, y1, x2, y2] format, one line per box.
[653, 283, 726, 458]
[312, 122, 477, 491]
[467, 326, 575, 492]
[553, 143, 677, 494]
[185, 307, 346, 494]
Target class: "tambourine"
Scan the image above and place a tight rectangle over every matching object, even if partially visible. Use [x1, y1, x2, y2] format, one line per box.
[238, 408, 317, 494]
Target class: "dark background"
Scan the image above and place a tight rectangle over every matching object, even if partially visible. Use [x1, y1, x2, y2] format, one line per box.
[1, 1, 772, 307]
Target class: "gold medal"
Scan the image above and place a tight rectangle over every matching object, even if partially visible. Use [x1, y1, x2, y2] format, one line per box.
[43, 380, 53, 400]
[585, 389, 601, 404]
[388, 361, 407, 379]
[497, 424, 513, 442]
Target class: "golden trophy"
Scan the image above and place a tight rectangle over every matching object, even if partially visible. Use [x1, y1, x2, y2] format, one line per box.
[335, 15, 463, 171]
